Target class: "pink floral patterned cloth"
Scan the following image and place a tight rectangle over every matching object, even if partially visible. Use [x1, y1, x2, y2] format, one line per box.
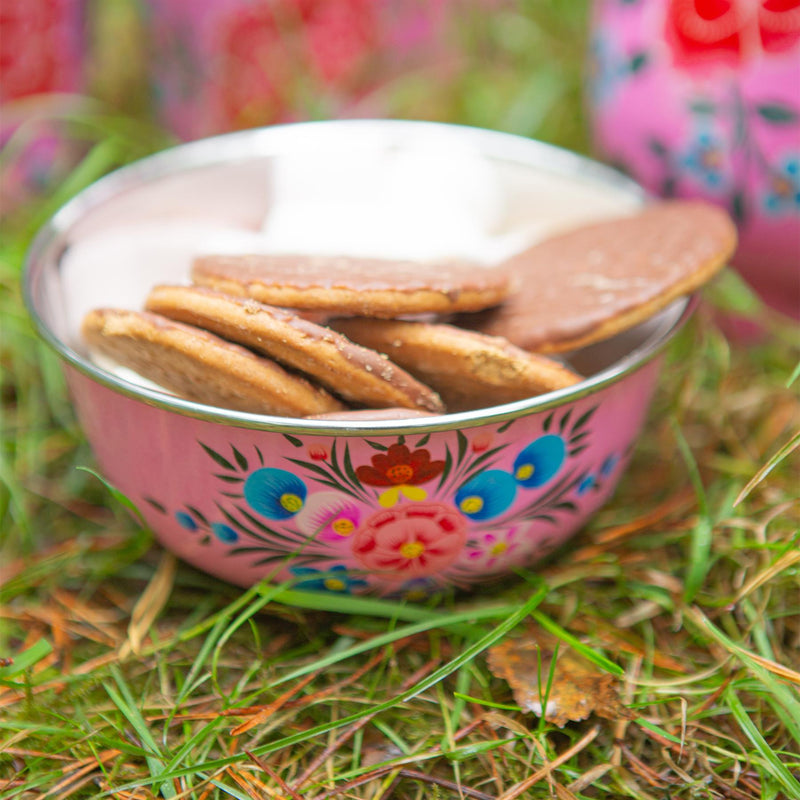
[588, 0, 800, 319]
[145, 0, 453, 140]
[0, 0, 87, 216]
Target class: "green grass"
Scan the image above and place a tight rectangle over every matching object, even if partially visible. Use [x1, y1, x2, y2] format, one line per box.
[2, 2, 800, 798]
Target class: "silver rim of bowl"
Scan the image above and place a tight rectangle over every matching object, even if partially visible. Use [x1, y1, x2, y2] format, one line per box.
[22, 119, 694, 435]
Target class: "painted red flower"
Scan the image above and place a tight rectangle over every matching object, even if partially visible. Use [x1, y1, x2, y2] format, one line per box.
[352, 503, 466, 576]
[664, 0, 800, 72]
[356, 443, 445, 487]
[307, 445, 329, 461]
[0, 0, 82, 101]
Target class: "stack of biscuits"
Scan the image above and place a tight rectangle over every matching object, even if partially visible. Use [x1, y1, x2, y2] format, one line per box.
[81, 201, 737, 419]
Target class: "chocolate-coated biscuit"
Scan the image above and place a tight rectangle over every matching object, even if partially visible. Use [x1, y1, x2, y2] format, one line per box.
[460, 200, 737, 353]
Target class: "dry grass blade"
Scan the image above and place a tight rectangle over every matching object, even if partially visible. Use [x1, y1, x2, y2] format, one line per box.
[497, 725, 600, 800]
[119, 552, 176, 657]
[230, 671, 318, 736]
[734, 429, 800, 507]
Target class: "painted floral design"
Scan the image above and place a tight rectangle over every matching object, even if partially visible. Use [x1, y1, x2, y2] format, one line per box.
[466, 524, 529, 571]
[589, 0, 800, 315]
[290, 564, 368, 593]
[513, 434, 567, 488]
[144, 403, 634, 596]
[455, 470, 517, 520]
[764, 157, 800, 213]
[664, 0, 800, 72]
[356, 443, 445, 508]
[680, 129, 729, 190]
[351, 503, 466, 577]
[295, 492, 361, 540]
[244, 468, 307, 519]
[148, 0, 459, 140]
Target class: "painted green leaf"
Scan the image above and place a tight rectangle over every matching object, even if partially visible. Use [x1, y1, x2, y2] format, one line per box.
[457, 430, 468, 463]
[628, 52, 648, 72]
[731, 191, 746, 225]
[688, 99, 716, 115]
[200, 442, 236, 471]
[648, 138, 669, 158]
[283, 434, 303, 448]
[497, 418, 516, 434]
[145, 497, 167, 514]
[186, 505, 208, 525]
[755, 103, 798, 124]
[572, 406, 596, 432]
[214, 473, 244, 483]
[232, 446, 248, 471]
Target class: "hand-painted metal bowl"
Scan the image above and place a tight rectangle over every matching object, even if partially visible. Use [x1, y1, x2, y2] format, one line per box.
[24, 120, 694, 598]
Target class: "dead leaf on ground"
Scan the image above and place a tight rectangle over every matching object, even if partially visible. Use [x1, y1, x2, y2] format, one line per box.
[487, 625, 633, 727]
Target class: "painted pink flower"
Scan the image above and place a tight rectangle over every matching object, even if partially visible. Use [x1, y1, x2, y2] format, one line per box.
[295, 492, 361, 540]
[352, 503, 466, 576]
[466, 525, 526, 570]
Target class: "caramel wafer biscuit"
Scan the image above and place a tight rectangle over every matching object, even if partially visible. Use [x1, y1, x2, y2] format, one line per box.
[190, 253, 510, 317]
[332, 318, 582, 412]
[81, 308, 346, 417]
[145, 285, 444, 412]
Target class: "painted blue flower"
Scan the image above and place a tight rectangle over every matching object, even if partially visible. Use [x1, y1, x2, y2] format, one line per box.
[290, 565, 368, 594]
[587, 35, 629, 105]
[764, 157, 800, 214]
[601, 454, 619, 477]
[681, 131, 727, 190]
[244, 468, 307, 519]
[211, 523, 238, 543]
[175, 511, 198, 531]
[577, 474, 596, 495]
[513, 435, 566, 488]
[455, 470, 517, 520]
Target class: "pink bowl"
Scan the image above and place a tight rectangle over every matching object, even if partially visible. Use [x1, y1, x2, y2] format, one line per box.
[24, 120, 694, 598]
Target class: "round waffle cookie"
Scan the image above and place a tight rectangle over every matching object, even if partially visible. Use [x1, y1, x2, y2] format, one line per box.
[81, 308, 346, 417]
[190, 253, 510, 317]
[331, 317, 582, 412]
[145, 285, 444, 413]
[460, 200, 737, 353]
